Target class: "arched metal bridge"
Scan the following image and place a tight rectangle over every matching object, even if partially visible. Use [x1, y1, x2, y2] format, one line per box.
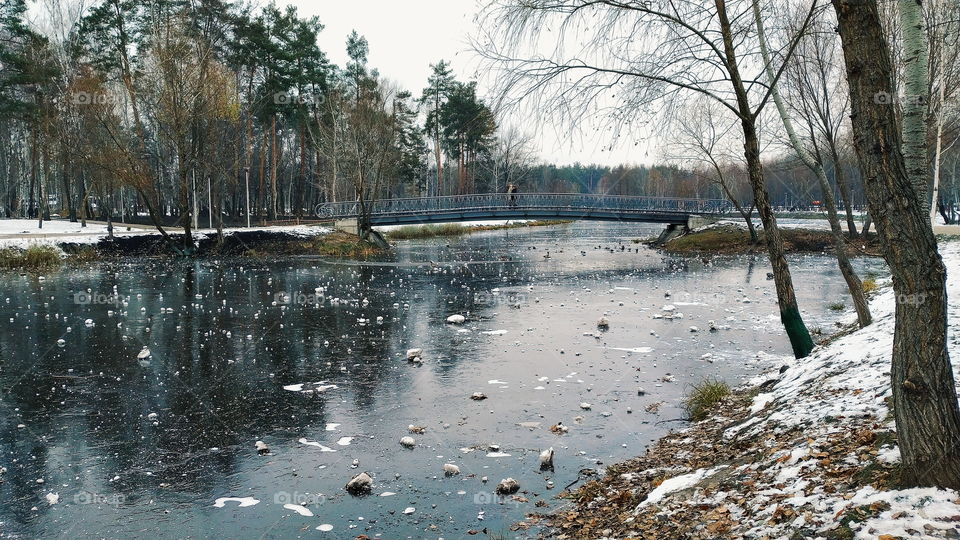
[315, 193, 733, 227]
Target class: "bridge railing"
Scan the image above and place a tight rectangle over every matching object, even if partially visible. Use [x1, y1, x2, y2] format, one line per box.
[315, 193, 732, 219]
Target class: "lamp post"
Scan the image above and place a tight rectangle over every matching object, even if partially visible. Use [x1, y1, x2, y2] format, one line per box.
[244, 167, 251, 228]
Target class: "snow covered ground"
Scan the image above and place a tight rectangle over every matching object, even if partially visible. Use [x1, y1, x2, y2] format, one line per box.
[661, 241, 960, 538]
[0, 219, 330, 248]
[0, 219, 114, 237]
[551, 239, 960, 539]
[712, 240, 960, 539]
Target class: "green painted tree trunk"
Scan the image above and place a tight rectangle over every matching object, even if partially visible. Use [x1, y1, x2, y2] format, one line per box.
[716, 0, 813, 358]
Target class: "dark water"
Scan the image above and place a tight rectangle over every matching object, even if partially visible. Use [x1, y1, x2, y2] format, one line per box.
[0, 222, 884, 539]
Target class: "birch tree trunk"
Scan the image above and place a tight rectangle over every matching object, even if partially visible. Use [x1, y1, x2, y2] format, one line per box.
[833, 0, 960, 489]
[753, 0, 871, 328]
[930, 55, 946, 225]
[900, 0, 931, 216]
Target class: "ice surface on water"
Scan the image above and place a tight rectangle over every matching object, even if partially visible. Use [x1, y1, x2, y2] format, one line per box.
[0, 221, 884, 539]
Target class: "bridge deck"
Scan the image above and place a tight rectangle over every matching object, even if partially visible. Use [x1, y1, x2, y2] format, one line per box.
[316, 193, 731, 226]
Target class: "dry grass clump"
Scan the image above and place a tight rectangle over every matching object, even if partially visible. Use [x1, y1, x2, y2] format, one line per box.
[0, 245, 63, 271]
[682, 378, 731, 421]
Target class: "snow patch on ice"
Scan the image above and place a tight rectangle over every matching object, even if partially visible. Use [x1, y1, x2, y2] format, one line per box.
[213, 497, 259, 508]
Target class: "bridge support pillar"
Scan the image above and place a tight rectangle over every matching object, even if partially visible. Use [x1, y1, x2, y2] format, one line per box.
[335, 218, 360, 235]
[654, 223, 687, 246]
[687, 215, 720, 230]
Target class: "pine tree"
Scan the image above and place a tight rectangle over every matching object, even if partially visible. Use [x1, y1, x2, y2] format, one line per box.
[440, 81, 496, 194]
[0, 0, 46, 117]
[421, 61, 455, 195]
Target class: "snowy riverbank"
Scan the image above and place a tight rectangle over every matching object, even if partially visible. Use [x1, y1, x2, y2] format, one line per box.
[546, 240, 960, 539]
[0, 218, 334, 257]
[0, 218, 331, 247]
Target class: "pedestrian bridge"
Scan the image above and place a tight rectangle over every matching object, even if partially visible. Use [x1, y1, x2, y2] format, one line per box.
[316, 193, 732, 231]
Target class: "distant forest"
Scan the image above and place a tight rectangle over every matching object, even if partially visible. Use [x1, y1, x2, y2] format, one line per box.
[0, 0, 949, 234]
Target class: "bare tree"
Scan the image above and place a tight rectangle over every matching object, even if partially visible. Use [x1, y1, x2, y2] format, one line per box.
[343, 78, 400, 239]
[485, 125, 536, 193]
[477, 0, 820, 358]
[833, 0, 960, 489]
[670, 97, 758, 242]
[309, 83, 348, 204]
[926, 0, 960, 223]
[778, 9, 860, 236]
[754, 1, 871, 328]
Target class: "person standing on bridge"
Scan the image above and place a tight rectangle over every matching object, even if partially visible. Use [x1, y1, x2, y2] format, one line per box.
[506, 183, 518, 206]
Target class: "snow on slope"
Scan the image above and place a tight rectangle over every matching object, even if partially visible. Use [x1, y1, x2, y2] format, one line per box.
[719, 241, 960, 539]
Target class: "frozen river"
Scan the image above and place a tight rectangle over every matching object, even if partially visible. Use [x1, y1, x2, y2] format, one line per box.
[0, 221, 884, 539]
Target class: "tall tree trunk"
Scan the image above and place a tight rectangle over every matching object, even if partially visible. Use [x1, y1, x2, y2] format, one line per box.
[78, 174, 88, 227]
[38, 133, 49, 228]
[434, 92, 443, 197]
[717, 0, 814, 358]
[457, 135, 467, 195]
[296, 124, 306, 219]
[930, 53, 946, 225]
[62, 158, 75, 222]
[434, 134, 442, 197]
[812, 159, 872, 327]
[216, 172, 224, 246]
[179, 163, 193, 253]
[753, 0, 871, 327]
[106, 188, 113, 241]
[899, 0, 931, 216]
[331, 116, 339, 203]
[270, 114, 278, 220]
[28, 127, 36, 219]
[828, 141, 858, 237]
[258, 132, 266, 222]
[833, 0, 960, 489]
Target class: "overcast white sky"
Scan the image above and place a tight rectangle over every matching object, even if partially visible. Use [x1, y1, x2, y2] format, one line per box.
[299, 0, 655, 166]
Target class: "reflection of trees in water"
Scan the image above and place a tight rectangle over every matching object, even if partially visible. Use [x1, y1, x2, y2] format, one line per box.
[0, 260, 419, 519]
